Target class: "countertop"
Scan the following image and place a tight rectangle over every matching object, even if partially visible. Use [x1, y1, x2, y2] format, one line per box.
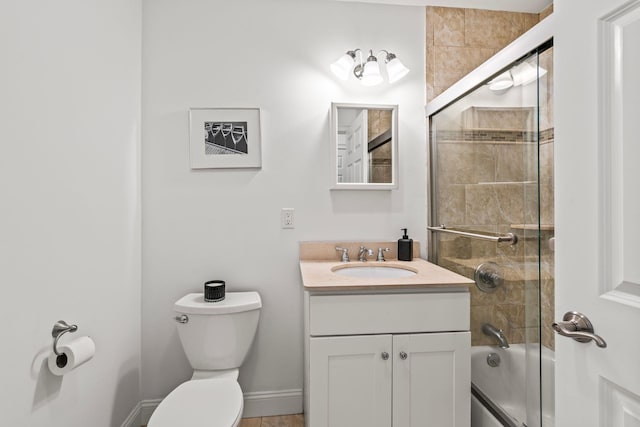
[300, 258, 475, 291]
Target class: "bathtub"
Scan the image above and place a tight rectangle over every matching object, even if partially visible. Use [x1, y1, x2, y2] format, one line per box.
[471, 344, 555, 427]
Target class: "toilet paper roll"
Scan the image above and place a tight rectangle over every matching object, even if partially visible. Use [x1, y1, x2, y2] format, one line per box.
[48, 336, 95, 376]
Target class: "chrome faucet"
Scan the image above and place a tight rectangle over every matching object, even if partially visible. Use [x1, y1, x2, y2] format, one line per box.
[358, 246, 374, 262]
[482, 323, 510, 349]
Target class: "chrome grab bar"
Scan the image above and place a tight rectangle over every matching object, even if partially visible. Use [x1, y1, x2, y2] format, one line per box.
[427, 225, 518, 245]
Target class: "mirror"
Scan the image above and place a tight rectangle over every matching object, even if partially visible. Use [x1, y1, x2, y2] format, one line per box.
[330, 103, 398, 190]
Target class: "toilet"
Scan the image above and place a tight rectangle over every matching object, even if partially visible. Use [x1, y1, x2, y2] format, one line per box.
[148, 291, 262, 427]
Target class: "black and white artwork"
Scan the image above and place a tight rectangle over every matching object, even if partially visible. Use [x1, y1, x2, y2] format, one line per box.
[189, 108, 261, 169]
[204, 121, 248, 155]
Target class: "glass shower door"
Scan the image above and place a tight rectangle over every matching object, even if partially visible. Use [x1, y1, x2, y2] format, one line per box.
[428, 44, 554, 427]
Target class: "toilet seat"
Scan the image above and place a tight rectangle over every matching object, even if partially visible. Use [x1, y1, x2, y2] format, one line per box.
[148, 378, 243, 427]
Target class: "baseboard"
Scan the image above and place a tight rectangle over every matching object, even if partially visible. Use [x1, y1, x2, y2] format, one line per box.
[242, 389, 303, 418]
[121, 401, 142, 427]
[138, 389, 303, 425]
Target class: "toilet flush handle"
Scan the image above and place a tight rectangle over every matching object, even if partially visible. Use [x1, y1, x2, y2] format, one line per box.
[174, 314, 189, 324]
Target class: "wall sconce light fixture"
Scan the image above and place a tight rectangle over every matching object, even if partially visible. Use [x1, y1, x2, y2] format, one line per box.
[330, 49, 410, 86]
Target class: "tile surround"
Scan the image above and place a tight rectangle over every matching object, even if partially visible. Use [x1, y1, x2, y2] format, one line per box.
[462, 107, 534, 131]
[432, 7, 465, 47]
[539, 4, 554, 21]
[444, 50, 553, 347]
[440, 251, 554, 348]
[426, 6, 549, 102]
[433, 45, 496, 90]
[367, 109, 392, 141]
[432, 91, 555, 350]
[366, 109, 392, 183]
[464, 9, 539, 49]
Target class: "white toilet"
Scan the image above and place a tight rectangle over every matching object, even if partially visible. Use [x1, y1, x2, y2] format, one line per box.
[148, 291, 262, 427]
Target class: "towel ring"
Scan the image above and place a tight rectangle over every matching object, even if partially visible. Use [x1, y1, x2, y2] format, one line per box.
[51, 320, 78, 356]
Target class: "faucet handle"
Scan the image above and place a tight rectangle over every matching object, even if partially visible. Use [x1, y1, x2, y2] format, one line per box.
[335, 247, 350, 262]
[377, 247, 390, 262]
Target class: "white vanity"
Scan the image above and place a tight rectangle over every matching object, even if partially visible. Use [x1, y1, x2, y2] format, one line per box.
[300, 242, 474, 427]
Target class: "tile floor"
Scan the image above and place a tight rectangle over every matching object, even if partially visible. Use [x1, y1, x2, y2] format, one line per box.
[239, 414, 304, 427]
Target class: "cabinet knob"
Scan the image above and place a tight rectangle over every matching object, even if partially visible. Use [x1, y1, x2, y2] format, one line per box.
[381, 352, 389, 360]
[399, 351, 408, 360]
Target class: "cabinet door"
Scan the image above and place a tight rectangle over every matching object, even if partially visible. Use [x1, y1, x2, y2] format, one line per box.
[309, 335, 392, 427]
[392, 332, 470, 427]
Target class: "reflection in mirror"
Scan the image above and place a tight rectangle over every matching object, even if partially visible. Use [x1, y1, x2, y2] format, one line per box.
[330, 103, 398, 190]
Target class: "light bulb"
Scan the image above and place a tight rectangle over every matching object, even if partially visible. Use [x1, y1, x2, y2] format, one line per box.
[385, 56, 410, 84]
[361, 57, 383, 86]
[330, 52, 356, 81]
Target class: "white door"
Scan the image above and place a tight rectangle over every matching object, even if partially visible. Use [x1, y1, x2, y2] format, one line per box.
[393, 332, 470, 427]
[555, 1, 640, 425]
[309, 335, 392, 427]
[336, 133, 346, 183]
[345, 109, 368, 183]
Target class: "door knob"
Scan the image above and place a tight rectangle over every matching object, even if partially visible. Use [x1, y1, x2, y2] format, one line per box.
[399, 351, 408, 360]
[552, 311, 607, 348]
[381, 352, 389, 360]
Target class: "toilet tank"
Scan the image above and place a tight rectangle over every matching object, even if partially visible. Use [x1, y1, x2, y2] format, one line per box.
[174, 292, 261, 371]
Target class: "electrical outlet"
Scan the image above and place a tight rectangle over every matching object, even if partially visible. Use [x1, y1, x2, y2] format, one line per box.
[281, 208, 295, 229]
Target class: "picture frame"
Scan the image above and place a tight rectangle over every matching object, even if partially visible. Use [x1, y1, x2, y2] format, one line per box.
[189, 107, 262, 169]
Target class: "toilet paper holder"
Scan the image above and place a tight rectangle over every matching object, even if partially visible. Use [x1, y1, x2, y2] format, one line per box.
[51, 320, 78, 356]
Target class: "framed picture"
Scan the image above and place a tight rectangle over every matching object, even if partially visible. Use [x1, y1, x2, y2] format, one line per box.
[189, 108, 262, 169]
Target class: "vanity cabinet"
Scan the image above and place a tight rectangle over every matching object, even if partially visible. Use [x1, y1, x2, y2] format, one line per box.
[304, 291, 471, 427]
[310, 334, 391, 427]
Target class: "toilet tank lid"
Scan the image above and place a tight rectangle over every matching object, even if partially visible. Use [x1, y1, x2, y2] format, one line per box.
[174, 292, 262, 315]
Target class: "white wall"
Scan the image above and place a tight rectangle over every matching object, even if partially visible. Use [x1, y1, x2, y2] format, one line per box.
[141, 0, 426, 412]
[335, 0, 551, 13]
[0, 1, 142, 426]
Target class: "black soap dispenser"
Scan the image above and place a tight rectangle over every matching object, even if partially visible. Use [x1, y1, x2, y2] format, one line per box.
[398, 228, 413, 261]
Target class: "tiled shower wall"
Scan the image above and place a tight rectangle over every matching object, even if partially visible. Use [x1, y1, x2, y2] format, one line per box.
[367, 109, 392, 141]
[426, 4, 553, 102]
[427, 8, 555, 350]
[435, 114, 554, 349]
[367, 109, 393, 183]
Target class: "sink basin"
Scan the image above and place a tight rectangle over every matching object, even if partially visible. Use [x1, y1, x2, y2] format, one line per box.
[332, 265, 417, 278]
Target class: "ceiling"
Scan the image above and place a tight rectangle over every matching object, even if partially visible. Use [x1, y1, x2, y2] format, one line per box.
[333, 0, 552, 14]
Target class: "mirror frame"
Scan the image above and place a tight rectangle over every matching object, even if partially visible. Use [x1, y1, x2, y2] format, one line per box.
[330, 102, 399, 190]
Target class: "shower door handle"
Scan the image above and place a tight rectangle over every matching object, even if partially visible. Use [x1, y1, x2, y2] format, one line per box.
[552, 311, 607, 348]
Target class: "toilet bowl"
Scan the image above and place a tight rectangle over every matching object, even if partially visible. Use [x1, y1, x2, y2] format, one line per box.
[148, 292, 261, 427]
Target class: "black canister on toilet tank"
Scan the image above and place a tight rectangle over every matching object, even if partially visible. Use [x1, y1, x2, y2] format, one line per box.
[204, 280, 226, 302]
[397, 228, 413, 261]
